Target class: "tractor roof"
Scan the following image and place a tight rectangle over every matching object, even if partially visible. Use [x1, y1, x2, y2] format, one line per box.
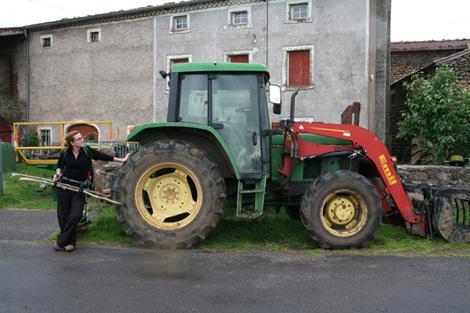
[170, 62, 270, 79]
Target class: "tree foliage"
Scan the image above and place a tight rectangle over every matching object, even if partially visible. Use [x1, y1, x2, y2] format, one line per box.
[398, 66, 470, 162]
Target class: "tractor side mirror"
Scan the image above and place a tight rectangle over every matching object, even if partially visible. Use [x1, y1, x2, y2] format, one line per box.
[269, 85, 281, 114]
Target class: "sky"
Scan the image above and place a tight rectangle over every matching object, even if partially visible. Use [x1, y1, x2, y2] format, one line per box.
[1, 0, 470, 42]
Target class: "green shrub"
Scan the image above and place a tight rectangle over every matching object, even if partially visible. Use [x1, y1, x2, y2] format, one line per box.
[399, 66, 470, 162]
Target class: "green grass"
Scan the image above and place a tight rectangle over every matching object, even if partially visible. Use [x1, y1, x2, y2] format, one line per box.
[67, 204, 135, 246]
[3, 163, 470, 255]
[200, 207, 470, 256]
[0, 163, 56, 209]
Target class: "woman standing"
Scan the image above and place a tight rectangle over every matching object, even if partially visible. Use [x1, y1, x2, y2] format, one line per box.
[52, 131, 129, 252]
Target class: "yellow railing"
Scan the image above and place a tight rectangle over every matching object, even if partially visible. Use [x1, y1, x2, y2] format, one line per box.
[13, 121, 113, 166]
[117, 127, 133, 140]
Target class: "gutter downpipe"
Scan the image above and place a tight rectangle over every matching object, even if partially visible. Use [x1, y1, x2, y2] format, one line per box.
[153, 16, 158, 123]
[24, 28, 30, 142]
[265, 0, 269, 68]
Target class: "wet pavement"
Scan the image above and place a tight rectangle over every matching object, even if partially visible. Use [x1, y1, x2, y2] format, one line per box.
[1, 208, 470, 313]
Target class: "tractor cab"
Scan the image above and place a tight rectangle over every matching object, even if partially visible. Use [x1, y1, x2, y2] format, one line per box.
[165, 63, 280, 175]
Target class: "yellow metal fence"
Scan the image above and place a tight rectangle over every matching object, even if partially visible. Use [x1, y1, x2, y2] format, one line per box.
[13, 121, 113, 166]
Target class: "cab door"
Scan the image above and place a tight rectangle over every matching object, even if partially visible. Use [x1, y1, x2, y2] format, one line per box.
[210, 74, 262, 176]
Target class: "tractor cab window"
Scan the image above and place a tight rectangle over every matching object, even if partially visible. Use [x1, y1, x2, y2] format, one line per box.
[178, 74, 208, 125]
[177, 73, 263, 174]
[212, 74, 262, 173]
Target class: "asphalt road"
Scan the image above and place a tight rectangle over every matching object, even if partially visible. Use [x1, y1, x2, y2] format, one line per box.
[1, 208, 470, 313]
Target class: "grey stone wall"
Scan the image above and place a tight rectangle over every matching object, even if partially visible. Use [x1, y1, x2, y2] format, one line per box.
[0, 99, 26, 123]
[398, 165, 470, 189]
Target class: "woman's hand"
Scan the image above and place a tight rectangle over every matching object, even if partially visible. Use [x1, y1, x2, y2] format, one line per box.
[53, 173, 60, 182]
[114, 153, 130, 163]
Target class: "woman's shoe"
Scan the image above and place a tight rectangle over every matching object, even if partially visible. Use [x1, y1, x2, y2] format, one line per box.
[65, 245, 75, 252]
[53, 243, 63, 251]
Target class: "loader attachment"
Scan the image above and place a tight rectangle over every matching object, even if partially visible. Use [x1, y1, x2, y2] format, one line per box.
[404, 184, 470, 243]
[432, 188, 470, 242]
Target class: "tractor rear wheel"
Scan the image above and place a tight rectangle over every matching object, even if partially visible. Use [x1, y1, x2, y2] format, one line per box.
[300, 170, 382, 249]
[114, 139, 226, 249]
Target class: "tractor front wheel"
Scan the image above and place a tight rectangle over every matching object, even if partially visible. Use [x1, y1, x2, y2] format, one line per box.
[300, 170, 382, 249]
[114, 140, 226, 249]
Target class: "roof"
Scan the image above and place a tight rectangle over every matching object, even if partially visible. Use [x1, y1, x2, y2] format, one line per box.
[0, 28, 24, 37]
[391, 48, 470, 87]
[0, 0, 234, 31]
[171, 62, 270, 78]
[391, 39, 470, 52]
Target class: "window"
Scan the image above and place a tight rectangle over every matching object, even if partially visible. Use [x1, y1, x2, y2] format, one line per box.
[288, 50, 310, 86]
[229, 55, 249, 63]
[165, 55, 192, 88]
[175, 16, 187, 30]
[170, 15, 190, 33]
[291, 4, 308, 19]
[167, 55, 191, 72]
[87, 29, 101, 42]
[178, 74, 262, 173]
[282, 46, 314, 88]
[171, 58, 189, 65]
[40, 35, 52, 47]
[38, 129, 51, 147]
[226, 7, 252, 29]
[286, 1, 312, 23]
[224, 51, 252, 63]
[232, 11, 248, 25]
[228, 55, 249, 63]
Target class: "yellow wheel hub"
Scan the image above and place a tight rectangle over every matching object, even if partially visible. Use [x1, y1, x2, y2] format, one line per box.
[320, 190, 367, 237]
[325, 196, 356, 225]
[135, 164, 202, 231]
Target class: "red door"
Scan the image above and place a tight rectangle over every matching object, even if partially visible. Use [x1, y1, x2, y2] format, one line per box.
[68, 124, 99, 143]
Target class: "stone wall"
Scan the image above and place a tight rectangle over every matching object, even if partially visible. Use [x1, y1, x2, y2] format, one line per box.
[398, 165, 470, 189]
[0, 99, 26, 123]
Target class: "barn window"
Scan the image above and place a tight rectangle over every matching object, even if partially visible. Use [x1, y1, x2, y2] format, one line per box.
[226, 7, 252, 29]
[171, 15, 190, 33]
[229, 54, 249, 63]
[290, 3, 308, 20]
[40, 35, 52, 47]
[232, 11, 248, 25]
[286, 1, 312, 23]
[87, 29, 101, 42]
[38, 129, 51, 147]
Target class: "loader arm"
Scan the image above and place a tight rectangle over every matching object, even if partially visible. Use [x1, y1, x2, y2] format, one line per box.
[288, 122, 422, 224]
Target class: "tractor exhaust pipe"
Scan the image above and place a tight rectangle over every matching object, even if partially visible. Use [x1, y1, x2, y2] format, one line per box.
[290, 90, 299, 122]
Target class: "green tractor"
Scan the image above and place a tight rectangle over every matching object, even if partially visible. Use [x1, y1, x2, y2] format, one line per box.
[114, 62, 470, 249]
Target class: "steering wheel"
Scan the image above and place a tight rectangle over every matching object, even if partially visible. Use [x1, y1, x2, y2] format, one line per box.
[235, 107, 252, 113]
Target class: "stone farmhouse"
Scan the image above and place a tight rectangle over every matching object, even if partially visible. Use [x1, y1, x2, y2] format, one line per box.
[0, 0, 390, 148]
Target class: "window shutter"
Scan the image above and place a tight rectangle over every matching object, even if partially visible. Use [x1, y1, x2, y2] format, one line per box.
[230, 55, 249, 63]
[288, 50, 310, 86]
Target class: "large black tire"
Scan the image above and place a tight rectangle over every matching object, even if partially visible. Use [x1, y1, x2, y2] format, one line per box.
[114, 139, 226, 249]
[300, 170, 382, 249]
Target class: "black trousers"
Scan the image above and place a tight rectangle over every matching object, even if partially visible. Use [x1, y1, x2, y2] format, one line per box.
[56, 189, 85, 247]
